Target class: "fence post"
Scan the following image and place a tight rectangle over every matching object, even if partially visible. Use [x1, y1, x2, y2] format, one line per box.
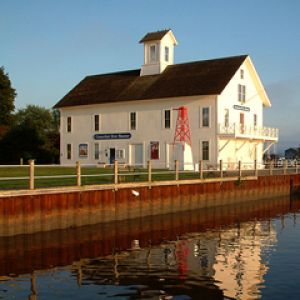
[147, 160, 152, 185]
[29, 159, 35, 190]
[199, 160, 203, 180]
[114, 160, 118, 185]
[20, 158, 23, 165]
[269, 161, 273, 176]
[76, 161, 81, 186]
[175, 160, 179, 181]
[254, 159, 258, 177]
[219, 160, 223, 178]
[238, 161, 242, 181]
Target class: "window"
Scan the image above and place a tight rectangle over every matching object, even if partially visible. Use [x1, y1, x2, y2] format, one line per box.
[238, 84, 246, 103]
[150, 45, 156, 62]
[94, 115, 100, 131]
[240, 69, 244, 79]
[150, 141, 159, 160]
[164, 109, 171, 129]
[165, 46, 169, 62]
[94, 143, 99, 160]
[254, 114, 257, 127]
[130, 112, 136, 130]
[202, 141, 209, 161]
[224, 109, 229, 127]
[67, 116, 72, 132]
[202, 107, 210, 127]
[116, 149, 125, 159]
[67, 144, 72, 160]
[79, 144, 88, 158]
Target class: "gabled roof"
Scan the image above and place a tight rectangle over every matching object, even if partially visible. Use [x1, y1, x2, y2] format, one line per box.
[139, 29, 170, 43]
[54, 55, 248, 109]
[244, 56, 271, 107]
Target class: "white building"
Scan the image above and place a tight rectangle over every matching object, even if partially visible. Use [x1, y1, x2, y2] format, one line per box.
[54, 29, 278, 169]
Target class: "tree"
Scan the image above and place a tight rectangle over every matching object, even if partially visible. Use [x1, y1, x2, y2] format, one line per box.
[0, 123, 45, 164]
[0, 105, 60, 164]
[0, 67, 16, 128]
[15, 105, 58, 131]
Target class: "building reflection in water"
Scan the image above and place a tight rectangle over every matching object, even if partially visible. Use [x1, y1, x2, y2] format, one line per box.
[0, 196, 299, 299]
[74, 220, 276, 299]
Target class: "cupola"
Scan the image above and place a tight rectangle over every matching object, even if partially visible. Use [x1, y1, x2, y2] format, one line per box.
[139, 29, 178, 76]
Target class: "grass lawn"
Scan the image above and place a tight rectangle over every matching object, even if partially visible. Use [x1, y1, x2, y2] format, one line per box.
[0, 166, 113, 190]
[0, 165, 214, 191]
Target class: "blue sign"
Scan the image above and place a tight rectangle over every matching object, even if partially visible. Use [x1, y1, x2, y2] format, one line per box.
[94, 133, 132, 140]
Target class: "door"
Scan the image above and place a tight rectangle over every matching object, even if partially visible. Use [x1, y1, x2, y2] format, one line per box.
[131, 144, 143, 167]
[240, 113, 245, 134]
[109, 148, 115, 165]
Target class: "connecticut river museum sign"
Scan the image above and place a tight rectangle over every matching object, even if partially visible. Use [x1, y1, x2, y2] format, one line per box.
[94, 133, 132, 140]
[233, 105, 250, 112]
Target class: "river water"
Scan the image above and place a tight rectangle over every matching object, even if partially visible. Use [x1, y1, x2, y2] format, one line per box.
[0, 196, 300, 299]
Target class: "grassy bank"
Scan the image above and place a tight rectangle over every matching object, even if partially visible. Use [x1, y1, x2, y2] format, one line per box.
[0, 165, 193, 190]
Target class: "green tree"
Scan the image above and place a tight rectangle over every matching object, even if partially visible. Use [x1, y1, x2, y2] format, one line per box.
[0, 67, 16, 128]
[0, 105, 60, 164]
[0, 123, 44, 164]
[15, 105, 58, 131]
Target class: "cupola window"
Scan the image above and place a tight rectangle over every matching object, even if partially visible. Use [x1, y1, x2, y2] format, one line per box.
[150, 45, 156, 62]
[165, 46, 169, 62]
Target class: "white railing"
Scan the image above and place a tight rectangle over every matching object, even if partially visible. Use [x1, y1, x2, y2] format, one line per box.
[218, 123, 279, 141]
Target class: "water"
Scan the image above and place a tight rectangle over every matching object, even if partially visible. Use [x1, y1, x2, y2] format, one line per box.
[0, 196, 300, 299]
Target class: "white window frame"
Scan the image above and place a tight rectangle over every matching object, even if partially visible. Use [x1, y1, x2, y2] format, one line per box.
[116, 149, 125, 160]
[254, 114, 257, 127]
[201, 140, 210, 161]
[240, 69, 244, 79]
[149, 44, 157, 63]
[224, 108, 229, 127]
[165, 46, 169, 62]
[67, 116, 72, 133]
[94, 143, 100, 160]
[66, 143, 72, 160]
[200, 106, 211, 128]
[129, 111, 137, 130]
[238, 84, 246, 104]
[94, 114, 100, 132]
[164, 109, 172, 129]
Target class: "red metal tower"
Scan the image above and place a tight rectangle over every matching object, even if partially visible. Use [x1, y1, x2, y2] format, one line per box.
[173, 106, 192, 147]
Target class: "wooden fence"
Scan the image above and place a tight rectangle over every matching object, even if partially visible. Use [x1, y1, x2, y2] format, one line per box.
[0, 159, 299, 191]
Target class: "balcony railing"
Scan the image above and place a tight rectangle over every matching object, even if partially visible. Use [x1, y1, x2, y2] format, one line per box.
[218, 123, 279, 141]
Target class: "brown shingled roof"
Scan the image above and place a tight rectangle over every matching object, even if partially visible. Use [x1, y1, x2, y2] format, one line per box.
[54, 55, 248, 109]
[139, 29, 170, 43]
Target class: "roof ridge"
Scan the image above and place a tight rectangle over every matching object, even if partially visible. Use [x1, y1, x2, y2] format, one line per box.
[86, 68, 141, 78]
[168, 54, 248, 68]
[84, 55, 248, 78]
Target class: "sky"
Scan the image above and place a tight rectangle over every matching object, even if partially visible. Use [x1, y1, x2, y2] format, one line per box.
[1, 0, 300, 153]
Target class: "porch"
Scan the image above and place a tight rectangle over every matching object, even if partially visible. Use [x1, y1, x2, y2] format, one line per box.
[218, 123, 279, 141]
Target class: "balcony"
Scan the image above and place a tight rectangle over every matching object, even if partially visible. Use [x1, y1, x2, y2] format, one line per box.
[218, 123, 279, 141]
